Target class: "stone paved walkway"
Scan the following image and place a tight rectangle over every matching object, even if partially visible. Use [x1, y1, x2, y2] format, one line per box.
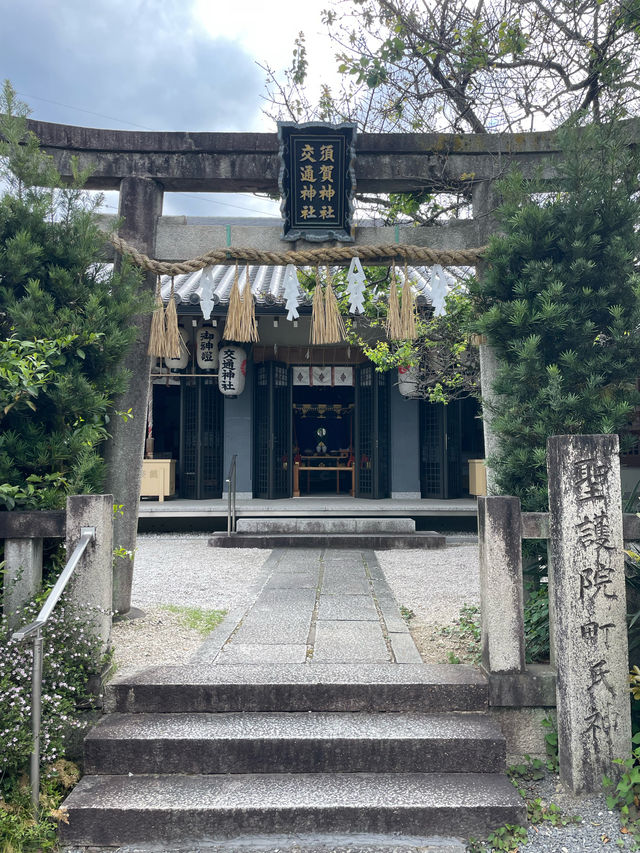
[193, 549, 422, 666]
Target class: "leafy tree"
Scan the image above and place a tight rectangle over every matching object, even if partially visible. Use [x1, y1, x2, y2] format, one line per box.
[348, 282, 479, 402]
[0, 336, 74, 422]
[0, 82, 143, 509]
[470, 121, 640, 510]
[298, 265, 479, 401]
[263, 0, 640, 223]
[267, 0, 640, 133]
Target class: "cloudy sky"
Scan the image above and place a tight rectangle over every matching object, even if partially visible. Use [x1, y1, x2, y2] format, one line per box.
[0, 0, 335, 217]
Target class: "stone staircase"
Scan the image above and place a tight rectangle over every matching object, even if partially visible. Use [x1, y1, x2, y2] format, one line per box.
[210, 516, 446, 549]
[60, 663, 525, 850]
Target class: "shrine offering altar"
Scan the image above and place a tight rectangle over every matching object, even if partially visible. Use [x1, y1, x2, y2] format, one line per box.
[293, 455, 355, 497]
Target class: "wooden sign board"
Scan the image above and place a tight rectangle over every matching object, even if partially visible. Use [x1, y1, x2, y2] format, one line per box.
[278, 121, 356, 243]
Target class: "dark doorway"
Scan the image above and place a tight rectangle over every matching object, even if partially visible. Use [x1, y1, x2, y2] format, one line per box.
[180, 378, 224, 499]
[419, 397, 484, 498]
[152, 384, 180, 464]
[355, 365, 390, 499]
[292, 385, 355, 496]
[253, 362, 291, 499]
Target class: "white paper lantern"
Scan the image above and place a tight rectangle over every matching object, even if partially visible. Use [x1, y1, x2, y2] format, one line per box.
[398, 365, 420, 398]
[196, 327, 219, 370]
[218, 345, 247, 396]
[164, 328, 190, 370]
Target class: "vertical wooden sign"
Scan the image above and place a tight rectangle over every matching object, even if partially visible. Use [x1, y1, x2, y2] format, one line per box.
[278, 121, 356, 243]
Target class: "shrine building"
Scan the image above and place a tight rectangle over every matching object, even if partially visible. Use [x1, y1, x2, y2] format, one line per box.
[147, 261, 485, 502]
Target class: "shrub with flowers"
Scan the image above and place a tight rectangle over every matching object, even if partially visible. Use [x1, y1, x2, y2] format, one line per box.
[0, 595, 104, 781]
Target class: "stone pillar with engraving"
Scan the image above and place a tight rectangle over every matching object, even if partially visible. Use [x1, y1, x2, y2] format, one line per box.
[547, 434, 631, 793]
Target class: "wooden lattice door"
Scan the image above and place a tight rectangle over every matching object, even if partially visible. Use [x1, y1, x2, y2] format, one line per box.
[355, 365, 390, 499]
[253, 362, 291, 499]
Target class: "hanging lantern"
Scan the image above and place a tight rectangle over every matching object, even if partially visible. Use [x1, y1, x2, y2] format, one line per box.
[164, 328, 189, 370]
[398, 365, 420, 398]
[196, 326, 219, 370]
[218, 345, 247, 396]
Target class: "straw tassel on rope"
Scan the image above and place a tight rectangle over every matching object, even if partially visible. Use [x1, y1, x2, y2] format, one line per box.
[386, 264, 402, 340]
[240, 264, 259, 343]
[323, 266, 346, 344]
[147, 276, 166, 357]
[224, 263, 243, 341]
[164, 277, 181, 359]
[400, 262, 417, 340]
[310, 266, 326, 345]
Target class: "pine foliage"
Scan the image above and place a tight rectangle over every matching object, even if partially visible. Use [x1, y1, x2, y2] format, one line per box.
[471, 122, 640, 510]
[0, 82, 144, 508]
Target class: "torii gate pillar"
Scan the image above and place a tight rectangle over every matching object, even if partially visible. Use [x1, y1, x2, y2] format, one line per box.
[104, 177, 164, 613]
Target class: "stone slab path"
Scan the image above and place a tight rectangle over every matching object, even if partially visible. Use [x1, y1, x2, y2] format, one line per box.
[193, 548, 422, 666]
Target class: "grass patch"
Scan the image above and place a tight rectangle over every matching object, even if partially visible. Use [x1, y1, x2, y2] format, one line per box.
[160, 605, 226, 636]
[436, 604, 482, 665]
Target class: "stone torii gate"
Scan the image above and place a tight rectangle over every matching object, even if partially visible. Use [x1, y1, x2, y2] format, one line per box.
[24, 118, 593, 614]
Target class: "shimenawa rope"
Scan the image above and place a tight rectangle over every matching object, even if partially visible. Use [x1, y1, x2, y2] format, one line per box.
[109, 232, 487, 275]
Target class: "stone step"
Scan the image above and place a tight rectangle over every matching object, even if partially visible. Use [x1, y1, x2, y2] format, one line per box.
[84, 711, 505, 775]
[60, 772, 525, 847]
[66, 834, 467, 853]
[236, 517, 417, 534]
[105, 664, 488, 714]
[209, 532, 445, 549]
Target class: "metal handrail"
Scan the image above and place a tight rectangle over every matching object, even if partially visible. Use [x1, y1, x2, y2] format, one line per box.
[226, 454, 237, 534]
[12, 527, 95, 811]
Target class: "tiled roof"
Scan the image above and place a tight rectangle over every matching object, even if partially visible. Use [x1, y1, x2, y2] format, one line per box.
[160, 265, 438, 312]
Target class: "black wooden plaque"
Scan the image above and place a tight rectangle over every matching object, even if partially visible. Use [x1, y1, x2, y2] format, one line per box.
[278, 121, 357, 243]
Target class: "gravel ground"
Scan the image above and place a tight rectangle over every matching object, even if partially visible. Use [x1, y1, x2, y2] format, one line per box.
[377, 544, 480, 625]
[108, 535, 634, 853]
[110, 536, 267, 675]
[125, 536, 267, 610]
[112, 607, 212, 675]
[515, 770, 636, 852]
[378, 544, 481, 664]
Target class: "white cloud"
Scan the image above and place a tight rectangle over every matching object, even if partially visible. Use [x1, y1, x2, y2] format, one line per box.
[0, 0, 343, 217]
[194, 0, 340, 130]
[0, 0, 264, 131]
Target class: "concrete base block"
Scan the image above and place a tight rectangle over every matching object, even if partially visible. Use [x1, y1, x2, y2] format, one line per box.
[209, 533, 445, 550]
[236, 518, 416, 535]
[484, 665, 557, 708]
[490, 707, 556, 765]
